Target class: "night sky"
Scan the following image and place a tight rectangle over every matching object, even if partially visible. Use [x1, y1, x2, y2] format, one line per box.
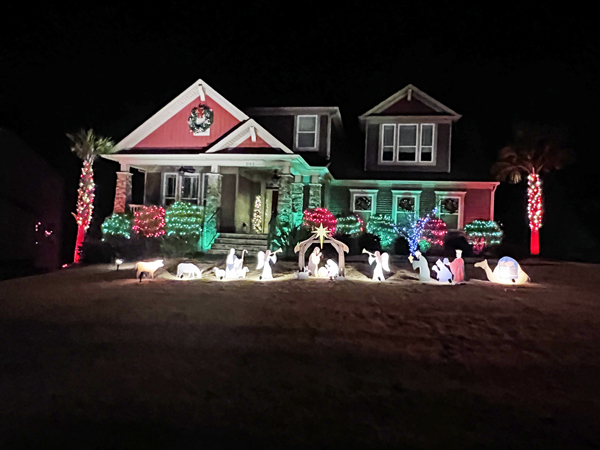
[2, 3, 599, 261]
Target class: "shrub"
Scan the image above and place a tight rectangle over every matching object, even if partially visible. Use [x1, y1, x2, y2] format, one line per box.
[303, 207, 337, 234]
[101, 212, 133, 240]
[336, 232, 381, 256]
[80, 239, 114, 264]
[271, 224, 311, 259]
[463, 220, 503, 254]
[366, 214, 398, 249]
[160, 235, 201, 258]
[133, 206, 166, 238]
[422, 218, 447, 250]
[335, 213, 364, 236]
[165, 202, 204, 239]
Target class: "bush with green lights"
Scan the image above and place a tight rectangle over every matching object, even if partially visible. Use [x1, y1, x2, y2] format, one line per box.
[101, 212, 133, 240]
[366, 214, 398, 249]
[463, 220, 503, 254]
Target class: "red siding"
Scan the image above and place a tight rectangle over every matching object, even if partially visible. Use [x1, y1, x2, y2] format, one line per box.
[134, 96, 241, 149]
[464, 189, 492, 224]
[381, 97, 438, 115]
[237, 134, 270, 148]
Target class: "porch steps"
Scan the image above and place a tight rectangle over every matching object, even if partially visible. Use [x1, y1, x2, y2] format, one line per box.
[207, 233, 269, 255]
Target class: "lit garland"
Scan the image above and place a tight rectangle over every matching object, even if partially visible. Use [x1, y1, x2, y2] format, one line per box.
[422, 218, 447, 247]
[335, 213, 364, 236]
[399, 209, 437, 254]
[463, 220, 503, 254]
[366, 214, 398, 249]
[165, 202, 203, 239]
[133, 206, 166, 238]
[303, 207, 337, 234]
[102, 213, 133, 239]
[252, 195, 263, 233]
[527, 173, 542, 231]
[75, 161, 95, 229]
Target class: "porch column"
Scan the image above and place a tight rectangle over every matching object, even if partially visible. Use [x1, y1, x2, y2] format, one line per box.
[291, 179, 304, 227]
[276, 173, 294, 230]
[113, 171, 132, 213]
[308, 183, 322, 209]
[202, 172, 222, 250]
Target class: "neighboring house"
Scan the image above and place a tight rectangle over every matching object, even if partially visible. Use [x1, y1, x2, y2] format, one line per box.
[0, 128, 64, 278]
[102, 79, 498, 253]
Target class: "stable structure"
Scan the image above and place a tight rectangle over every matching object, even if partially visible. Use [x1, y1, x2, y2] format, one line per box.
[294, 233, 349, 277]
[102, 79, 498, 252]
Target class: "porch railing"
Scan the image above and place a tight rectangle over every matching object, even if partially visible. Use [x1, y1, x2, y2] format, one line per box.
[202, 207, 220, 250]
[128, 204, 145, 214]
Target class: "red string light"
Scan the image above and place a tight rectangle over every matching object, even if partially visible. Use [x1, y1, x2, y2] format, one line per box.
[133, 206, 166, 238]
[303, 207, 337, 234]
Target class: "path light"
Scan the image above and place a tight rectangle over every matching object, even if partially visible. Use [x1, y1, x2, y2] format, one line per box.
[115, 258, 123, 270]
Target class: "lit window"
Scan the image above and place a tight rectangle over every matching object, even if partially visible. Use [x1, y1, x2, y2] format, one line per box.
[296, 115, 318, 149]
[380, 123, 435, 164]
[349, 189, 378, 220]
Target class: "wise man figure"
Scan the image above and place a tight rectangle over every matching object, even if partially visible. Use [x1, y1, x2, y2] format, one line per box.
[409, 250, 430, 282]
[307, 247, 322, 276]
[448, 249, 465, 283]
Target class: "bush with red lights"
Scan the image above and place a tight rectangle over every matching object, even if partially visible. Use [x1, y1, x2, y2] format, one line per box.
[422, 218, 447, 249]
[133, 206, 166, 238]
[303, 207, 337, 234]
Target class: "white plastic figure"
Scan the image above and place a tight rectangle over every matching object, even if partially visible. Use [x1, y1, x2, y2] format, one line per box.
[177, 263, 203, 279]
[226, 248, 248, 279]
[256, 248, 282, 281]
[213, 267, 226, 280]
[408, 251, 430, 282]
[325, 259, 339, 279]
[475, 257, 530, 285]
[136, 260, 164, 281]
[432, 259, 453, 283]
[364, 249, 390, 281]
[307, 247, 322, 276]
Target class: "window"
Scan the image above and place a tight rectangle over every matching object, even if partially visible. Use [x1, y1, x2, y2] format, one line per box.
[391, 190, 421, 227]
[296, 115, 318, 149]
[162, 172, 201, 206]
[379, 123, 436, 164]
[435, 191, 466, 230]
[349, 189, 378, 220]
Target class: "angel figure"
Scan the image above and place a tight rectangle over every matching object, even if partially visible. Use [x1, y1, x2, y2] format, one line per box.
[226, 248, 248, 279]
[364, 249, 390, 281]
[256, 248, 282, 281]
[307, 247, 322, 276]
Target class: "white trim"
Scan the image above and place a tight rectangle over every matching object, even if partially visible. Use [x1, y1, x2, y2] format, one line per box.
[205, 119, 294, 154]
[435, 190, 466, 229]
[295, 115, 319, 150]
[349, 189, 378, 215]
[490, 184, 498, 221]
[162, 172, 178, 206]
[360, 84, 461, 119]
[391, 190, 421, 223]
[331, 179, 499, 190]
[114, 78, 249, 151]
[249, 126, 256, 142]
[378, 123, 436, 165]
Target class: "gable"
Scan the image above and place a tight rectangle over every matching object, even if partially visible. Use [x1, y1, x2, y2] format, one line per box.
[114, 79, 249, 151]
[379, 96, 439, 115]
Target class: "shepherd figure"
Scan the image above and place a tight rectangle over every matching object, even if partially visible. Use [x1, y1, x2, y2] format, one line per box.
[226, 248, 248, 279]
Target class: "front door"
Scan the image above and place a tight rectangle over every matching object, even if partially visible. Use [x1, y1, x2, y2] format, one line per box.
[220, 174, 236, 232]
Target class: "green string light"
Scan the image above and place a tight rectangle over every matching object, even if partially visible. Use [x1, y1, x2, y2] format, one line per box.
[102, 213, 133, 239]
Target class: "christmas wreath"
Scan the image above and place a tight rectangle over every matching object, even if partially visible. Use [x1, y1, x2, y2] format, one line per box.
[188, 104, 214, 134]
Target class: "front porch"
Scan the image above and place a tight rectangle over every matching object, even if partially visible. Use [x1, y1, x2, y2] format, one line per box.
[104, 153, 329, 250]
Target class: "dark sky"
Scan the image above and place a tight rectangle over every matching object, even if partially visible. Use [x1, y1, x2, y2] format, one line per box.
[2, 2, 599, 259]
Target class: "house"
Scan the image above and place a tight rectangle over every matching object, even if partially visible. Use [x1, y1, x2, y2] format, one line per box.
[0, 128, 64, 278]
[102, 79, 498, 253]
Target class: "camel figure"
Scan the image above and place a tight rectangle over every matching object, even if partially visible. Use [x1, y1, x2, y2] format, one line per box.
[474, 257, 530, 285]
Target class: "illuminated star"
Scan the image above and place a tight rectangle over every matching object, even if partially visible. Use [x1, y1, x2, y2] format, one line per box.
[312, 223, 330, 248]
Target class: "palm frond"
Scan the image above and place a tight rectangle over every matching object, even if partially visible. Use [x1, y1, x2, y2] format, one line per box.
[67, 129, 116, 162]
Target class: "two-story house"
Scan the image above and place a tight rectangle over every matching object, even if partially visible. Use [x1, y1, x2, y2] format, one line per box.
[102, 79, 498, 252]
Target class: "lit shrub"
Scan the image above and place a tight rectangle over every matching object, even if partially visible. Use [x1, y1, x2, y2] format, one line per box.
[303, 207, 337, 234]
[366, 214, 398, 249]
[133, 206, 166, 238]
[101, 212, 133, 240]
[463, 220, 503, 254]
[335, 213, 364, 236]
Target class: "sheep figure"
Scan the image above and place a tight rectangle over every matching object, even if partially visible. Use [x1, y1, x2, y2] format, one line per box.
[177, 263, 203, 279]
[136, 260, 164, 282]
[213, 267, 226, 280]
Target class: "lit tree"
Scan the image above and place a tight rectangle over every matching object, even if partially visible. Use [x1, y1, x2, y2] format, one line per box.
[492, 125, 568, 255]
[252, 195, 263, 233]
[67, 129, 115, 263]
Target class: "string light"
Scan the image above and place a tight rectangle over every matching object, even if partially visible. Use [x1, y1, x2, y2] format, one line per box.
[73, 161, 95, 262]
[527, 173, 542, 255]
[463, 220, 503, 254]
[335, 213, 364, 236]
[366, 214, 398, 248]
[303, 207, 337, 234]
[102, 213, 133, 239]
[252, 195, 263, 233]
[399, 209, 437, 255]
[133, 206, 166, 238]
[165, 202, 203, 239]
[422, 218, 447, 248]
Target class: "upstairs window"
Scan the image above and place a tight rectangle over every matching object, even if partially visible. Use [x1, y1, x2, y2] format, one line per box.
[379, 123, 436, 164]
[296, 115, 318, 149]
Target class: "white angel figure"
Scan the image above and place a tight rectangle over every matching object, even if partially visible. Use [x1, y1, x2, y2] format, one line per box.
[256, 248, 282, 281]
[226, 248, 248, 279]
[365, 249, 390, 281]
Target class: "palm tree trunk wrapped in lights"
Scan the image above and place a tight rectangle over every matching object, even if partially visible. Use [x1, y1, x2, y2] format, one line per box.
[68, 129, 115, 263]
[527, 173, 542, 255]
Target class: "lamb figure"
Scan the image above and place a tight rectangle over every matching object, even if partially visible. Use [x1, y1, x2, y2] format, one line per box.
[136, 260, 164, 281]
[177, 263, 203, 279]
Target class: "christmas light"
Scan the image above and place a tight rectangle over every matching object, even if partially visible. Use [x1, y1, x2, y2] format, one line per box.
[463, 220, 503, 254]
[422, 218, 447, 248]
[133, 206, 166, 238]
[73, 161, 95, 262]
[102, 213, 133, 239]
[399, 209, 437, 254]
[366, 214, 398, 249]
[252, 195, 263, 233]
[527, 173, 542, 255]
[303, 208, 337, 234]
[164, 202, 203, 239]
[335, 213, 364, 236]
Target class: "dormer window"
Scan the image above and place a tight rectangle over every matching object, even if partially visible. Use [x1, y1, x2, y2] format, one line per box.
[379, 123, 435, 164]
[296, 115, 318, 149]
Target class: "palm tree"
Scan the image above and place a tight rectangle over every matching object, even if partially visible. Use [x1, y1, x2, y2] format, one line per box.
[492, 125, 568, 255]
[67, 129, 115, 262]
